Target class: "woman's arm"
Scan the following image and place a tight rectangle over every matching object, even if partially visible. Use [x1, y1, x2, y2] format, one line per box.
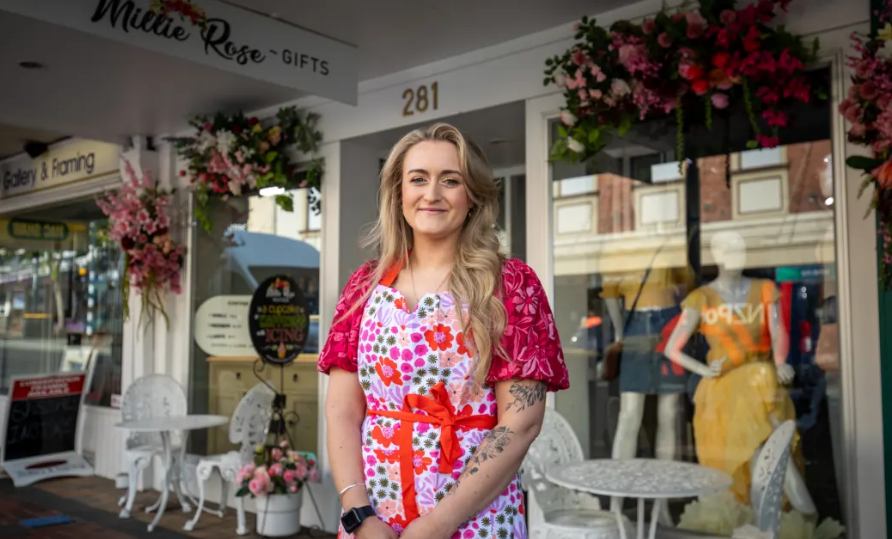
[404, 378, 548, 538]
[663, 308, 721, 377]
[326, 368, 396, 539]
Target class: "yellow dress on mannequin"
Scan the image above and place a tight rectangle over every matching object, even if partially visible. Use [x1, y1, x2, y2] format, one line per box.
[682, 278, 800, 505]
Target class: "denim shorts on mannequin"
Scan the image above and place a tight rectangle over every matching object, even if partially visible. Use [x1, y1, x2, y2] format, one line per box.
[619, 305, 687, 394]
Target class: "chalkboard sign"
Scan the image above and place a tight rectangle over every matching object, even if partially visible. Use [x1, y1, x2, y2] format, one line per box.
[2, 374, 85, 462]
[249, 275, 310, 366]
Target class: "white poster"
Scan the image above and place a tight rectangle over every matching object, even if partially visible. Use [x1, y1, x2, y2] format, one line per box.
[194, 295, 253, 357]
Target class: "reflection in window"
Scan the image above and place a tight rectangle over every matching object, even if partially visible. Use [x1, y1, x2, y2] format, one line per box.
[0, 204, 123, 406]
[550, 127, 844, 533]
[189, 189, 321, 457]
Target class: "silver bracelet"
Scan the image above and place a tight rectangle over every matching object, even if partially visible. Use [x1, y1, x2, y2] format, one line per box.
[338, 482, 364, 502]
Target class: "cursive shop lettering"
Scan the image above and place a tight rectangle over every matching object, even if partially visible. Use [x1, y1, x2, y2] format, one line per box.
[90, 0, 191, 41]
[202, 18, 266, 65]
[3, 169, 36, 190]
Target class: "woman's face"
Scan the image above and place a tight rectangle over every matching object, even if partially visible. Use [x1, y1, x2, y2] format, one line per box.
[401, 140, 472, 241]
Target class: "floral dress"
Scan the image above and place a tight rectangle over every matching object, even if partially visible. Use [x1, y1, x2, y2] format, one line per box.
[318, 258, 569, 539]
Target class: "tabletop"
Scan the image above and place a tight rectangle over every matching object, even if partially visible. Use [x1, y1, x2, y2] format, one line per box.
[114, 414, 229, 433]
[546, 458, 733, 499]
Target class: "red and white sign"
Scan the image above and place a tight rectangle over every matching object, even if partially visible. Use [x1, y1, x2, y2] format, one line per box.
[10, 374, 85, 400]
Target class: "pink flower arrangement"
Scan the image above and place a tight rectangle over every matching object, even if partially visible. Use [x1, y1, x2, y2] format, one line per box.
[168, 106, 324, 234]
[544, 0, 817, 166]
[95, 160, 185, 327]
[235, 440, 320, 499]
[839, 0, 892, 287]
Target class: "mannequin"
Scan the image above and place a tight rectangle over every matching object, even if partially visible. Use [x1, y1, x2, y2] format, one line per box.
[663, 230, 816, 514]
[602, 258, 687, 523]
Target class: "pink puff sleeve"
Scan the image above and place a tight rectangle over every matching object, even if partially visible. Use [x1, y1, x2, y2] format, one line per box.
[317, 262, 377, 375]
[487, 258, 570, 392]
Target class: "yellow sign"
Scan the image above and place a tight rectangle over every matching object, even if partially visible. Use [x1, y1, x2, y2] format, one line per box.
[7, 219, 69, 241]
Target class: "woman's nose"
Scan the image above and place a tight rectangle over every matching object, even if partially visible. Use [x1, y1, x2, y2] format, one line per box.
[423, 181, 442, 202]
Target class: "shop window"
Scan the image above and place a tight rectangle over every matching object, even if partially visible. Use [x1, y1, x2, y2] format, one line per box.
[188, 194, 321, 457]
[0, 202, 124, 406]
[557, 175, 597, 198]
[555, 198, 597, 235]
[549, 113, 844, 529]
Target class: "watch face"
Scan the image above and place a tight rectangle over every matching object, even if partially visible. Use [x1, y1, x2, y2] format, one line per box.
[341, 509, 360, 531]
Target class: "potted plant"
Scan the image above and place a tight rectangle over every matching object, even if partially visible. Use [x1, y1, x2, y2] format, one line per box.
[235, 441, 319, 537]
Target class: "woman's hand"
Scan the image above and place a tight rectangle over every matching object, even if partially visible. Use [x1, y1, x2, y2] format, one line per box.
[355, 517, 399, 539]
[399, 513, 453, 539]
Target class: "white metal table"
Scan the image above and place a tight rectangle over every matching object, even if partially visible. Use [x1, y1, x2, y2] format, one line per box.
[547, 459, 733, 539]
[115, 414, 228, 532]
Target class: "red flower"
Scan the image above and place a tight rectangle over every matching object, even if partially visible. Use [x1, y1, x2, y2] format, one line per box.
[873, 159, 892, 189]
[424, 324, 455, 352]
[712, 52, 732, 70]
[679, 63, 704, 81]
[456, 332, 470, 356]
[375, 357, 403, 386]
[756, 86, 780, 105]
[762, 109, 788, 127]
[248, 117, 259, 126]
[412, 450, 433, 475]
[394, 297, 407, 312]
[232, 125, 242, 134]
[743, 26, 762, 52]
[755, 134, 780, 148]
[783, 77, 811, 103]
[371, 423, 400, 447]
[374, 448, 400, 464]
[691, 79, 711, 95]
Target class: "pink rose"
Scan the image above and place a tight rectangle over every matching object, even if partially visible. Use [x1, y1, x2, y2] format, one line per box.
[248, 478, 266, 496]
[642, 18, 656, 34]
[269, 463, 284, 477]
[711, 92, 730, 110]
[844, 103, 862, 123]
[309, 468, 320, 483]
[295, 465, 309, 480]
[850, 123, 866, 136]
[719, 9, 737, 25]
[271, 448, 283, 461]
[658, 32, 673, 48]
[283, 470, 297, 483]
[590, 89, 603, 99]
[879, 94, 892, 111]
[289, 484, 299, 493]
[610, 79, 631, 97]
[279, 440, 290, 449]
[572, 49, 588, 66]
[686, 12, 707, 38]
[860, 81, 879, 101]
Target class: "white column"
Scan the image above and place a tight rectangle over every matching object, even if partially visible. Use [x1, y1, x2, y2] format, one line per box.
[314, 139, 381, 532]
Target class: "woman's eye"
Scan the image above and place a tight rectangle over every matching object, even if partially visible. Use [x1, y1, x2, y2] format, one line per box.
[410, 177, 426, 183]
[443, 178, 460, 187]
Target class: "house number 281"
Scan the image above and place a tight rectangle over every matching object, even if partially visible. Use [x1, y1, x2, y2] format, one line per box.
[402, 82, 439, 116]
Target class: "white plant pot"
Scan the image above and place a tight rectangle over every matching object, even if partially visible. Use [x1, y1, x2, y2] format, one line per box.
[254, 492, 303, 537]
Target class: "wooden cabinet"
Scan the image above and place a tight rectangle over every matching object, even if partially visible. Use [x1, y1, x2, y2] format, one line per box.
[207, 356, 319, 455]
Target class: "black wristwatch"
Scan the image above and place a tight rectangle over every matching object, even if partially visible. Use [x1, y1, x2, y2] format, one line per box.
[341, 505, 376, 534]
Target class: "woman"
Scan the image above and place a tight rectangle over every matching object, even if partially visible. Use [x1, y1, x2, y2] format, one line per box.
[318, 123, 569, 539]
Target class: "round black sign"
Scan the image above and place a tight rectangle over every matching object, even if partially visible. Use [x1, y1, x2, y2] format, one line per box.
[248, 275, 309, 365]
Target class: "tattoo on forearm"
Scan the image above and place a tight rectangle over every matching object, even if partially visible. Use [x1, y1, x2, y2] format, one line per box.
[448, 426, 514, 496]
[505, 382, 546, 412]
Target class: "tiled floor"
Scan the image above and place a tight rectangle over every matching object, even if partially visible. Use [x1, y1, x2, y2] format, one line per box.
[0, 476, 334, 539]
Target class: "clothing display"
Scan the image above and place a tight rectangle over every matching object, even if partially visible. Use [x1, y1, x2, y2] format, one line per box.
[619, 305, 687, 394]
[681, 278, 801, 505]
[319, 258, 569, 539]
[601, 266, 689, 309]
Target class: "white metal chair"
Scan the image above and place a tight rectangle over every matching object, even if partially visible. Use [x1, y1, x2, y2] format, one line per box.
[734, 420, 797, 539]
[117, 374, 191, 518]
[520, 408, 628, 539]
[184, 382, 276, 535]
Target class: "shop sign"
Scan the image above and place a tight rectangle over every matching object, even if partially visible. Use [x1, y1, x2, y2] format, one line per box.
[1, 373, 94, 487]
[0, 139, 120, 199]
[248, 275, 309, 366]
[194, 295, 254, 357]
[7, 219, 69, 241]
[0, 0, 358, 105]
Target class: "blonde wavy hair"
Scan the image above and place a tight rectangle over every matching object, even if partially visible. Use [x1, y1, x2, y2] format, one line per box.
[347, 123, 508, 385]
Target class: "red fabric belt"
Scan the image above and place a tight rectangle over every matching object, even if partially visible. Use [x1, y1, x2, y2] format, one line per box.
[367, 381, 497, 522]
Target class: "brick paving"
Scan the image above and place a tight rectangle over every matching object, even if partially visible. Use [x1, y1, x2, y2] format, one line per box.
[0, 476, 334, 539]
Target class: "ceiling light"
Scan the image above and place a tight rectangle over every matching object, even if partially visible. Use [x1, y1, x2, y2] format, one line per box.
[825, 197, 834, 206]
[18, 61, 46, 69]
[259, 186, 286, 197]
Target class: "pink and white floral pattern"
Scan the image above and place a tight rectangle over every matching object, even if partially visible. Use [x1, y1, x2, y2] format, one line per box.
[319, 258, 568, 539]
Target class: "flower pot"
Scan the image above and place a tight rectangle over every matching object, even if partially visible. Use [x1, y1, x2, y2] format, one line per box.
[254, 492, 303, 537]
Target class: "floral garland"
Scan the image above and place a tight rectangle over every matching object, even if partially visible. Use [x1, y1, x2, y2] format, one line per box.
[149, 0, 208, 29]
[840, 1, 892, 288]
[168, 106, 324, 234]
[96, 160, 186, 327]
[545, 0, 819, 170]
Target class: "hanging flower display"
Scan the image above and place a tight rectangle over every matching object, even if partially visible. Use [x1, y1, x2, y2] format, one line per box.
[168, 106, 324, 234]
[96, 160, 186, 327]
[840, 1, 892, 288]
[544, 0, 819, 170]
[149, 0, 208, 29]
